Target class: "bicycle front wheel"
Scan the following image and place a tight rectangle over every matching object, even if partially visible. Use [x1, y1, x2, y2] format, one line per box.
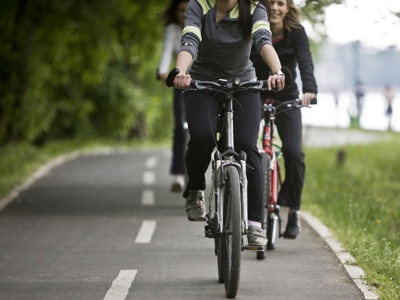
[266, 157, 281, 250]
[257, 152, 270, 260]
[221, 166, 242, 298]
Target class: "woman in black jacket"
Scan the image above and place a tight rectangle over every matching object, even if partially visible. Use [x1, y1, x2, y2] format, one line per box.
[251, 0, 318, 239]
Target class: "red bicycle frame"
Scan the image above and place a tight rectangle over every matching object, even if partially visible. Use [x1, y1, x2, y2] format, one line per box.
[262, 115, 281, 215]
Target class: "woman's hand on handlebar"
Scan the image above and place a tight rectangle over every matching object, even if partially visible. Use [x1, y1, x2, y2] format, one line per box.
[174, 72, 192, 89]
[267, 73, 285, 91]
[301, 92, 316, 106]
[166, 67, 192, 89]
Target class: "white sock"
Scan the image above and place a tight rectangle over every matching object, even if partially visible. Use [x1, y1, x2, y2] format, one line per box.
[248, 220, 261, 228]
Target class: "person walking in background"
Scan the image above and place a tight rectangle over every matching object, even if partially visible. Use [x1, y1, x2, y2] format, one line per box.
[168, 0, 286, 246]
[158, 0, 189, 192]
[354, 80, 365, 125]
[384, 84, 394, 131]
[251, 0, 317, 239]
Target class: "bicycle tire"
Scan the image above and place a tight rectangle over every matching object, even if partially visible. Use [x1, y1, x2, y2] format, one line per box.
[257, 152, 270, 260]
[266, 212, 279, 250]
[221, 166, 241, 298]
[216, 233, 224, 283]
[266, 156, 280, 250]
[182, 126, 190, 185]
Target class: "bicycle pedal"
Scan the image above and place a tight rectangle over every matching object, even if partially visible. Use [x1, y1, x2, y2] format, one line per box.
[243, 245, 265, 251]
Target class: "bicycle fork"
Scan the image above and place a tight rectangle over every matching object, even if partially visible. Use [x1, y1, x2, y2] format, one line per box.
[204, 149, 248, 241]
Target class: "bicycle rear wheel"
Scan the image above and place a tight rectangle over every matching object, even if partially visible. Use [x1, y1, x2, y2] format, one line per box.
[221, 166, 241, 298]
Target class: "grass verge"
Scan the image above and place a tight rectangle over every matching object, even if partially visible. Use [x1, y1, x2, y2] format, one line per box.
[303, 134, 400, 299]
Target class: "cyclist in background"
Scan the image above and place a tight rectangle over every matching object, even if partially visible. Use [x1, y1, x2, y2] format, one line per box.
[158, 0, 189, 193]
[251, 0, 318, 239]
[168, 0, 285, 246]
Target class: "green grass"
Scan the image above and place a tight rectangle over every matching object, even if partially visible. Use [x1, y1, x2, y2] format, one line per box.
[303, 134, 400, 299]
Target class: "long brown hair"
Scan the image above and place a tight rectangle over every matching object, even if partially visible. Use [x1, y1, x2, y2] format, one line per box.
[163, 0, 189, 26]
[238, 0, 253, 40]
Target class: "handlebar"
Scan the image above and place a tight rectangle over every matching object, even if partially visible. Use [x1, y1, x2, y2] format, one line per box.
[188, 78, 268, 91]
[263, 98, 317, 112]
[166, 67, 180, 87]
[167, 69, 268, 91]
[166, 68, 316, 104]
[166, 66, 293, 89]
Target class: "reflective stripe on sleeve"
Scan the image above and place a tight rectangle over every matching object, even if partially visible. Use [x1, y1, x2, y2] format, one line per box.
[252, 20, 271, 37]
[182, 25, 202, 41]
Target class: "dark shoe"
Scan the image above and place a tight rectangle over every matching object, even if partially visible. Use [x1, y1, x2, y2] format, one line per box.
[247, 225, 267, 246]
[282, 210, 301, 239]
[171, 175, 185, 192]
[186, 190, 206, 221]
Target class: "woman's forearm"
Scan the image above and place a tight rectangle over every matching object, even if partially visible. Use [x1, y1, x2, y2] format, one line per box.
[176, 51, 193, 74]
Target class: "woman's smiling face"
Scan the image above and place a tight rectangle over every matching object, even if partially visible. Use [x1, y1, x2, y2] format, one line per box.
[268, 0, 289, 26]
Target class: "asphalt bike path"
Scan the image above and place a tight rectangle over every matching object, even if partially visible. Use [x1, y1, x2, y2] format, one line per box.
[0, 128, 381, 299]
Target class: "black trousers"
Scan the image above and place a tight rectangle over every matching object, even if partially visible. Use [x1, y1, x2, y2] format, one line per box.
[275, 106, 305, 211]
[170, 88, 186, 175]
[183, 90, 263, 223]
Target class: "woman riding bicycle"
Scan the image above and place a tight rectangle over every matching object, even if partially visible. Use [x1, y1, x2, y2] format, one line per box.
[168, 0, 285, 246]
[251, 0, 318, 239]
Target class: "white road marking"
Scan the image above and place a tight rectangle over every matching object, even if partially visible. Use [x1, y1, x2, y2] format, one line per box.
[135, 220, 156, 244]
[144, 156, 158, 169]
[142, 171, 155, 185]
[103, 269, 137, 300]
[141, 190, 155, 206]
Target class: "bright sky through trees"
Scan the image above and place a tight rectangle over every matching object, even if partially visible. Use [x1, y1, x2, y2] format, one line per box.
[323, 0, 400, 49]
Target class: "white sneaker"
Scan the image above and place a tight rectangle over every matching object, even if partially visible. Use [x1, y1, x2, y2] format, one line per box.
[186, 190, 206, 221]
[171, 175, 185, 192]
[247, 225, 267, 246]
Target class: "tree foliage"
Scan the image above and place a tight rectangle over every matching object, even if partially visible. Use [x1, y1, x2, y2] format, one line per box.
[0, 0, 341, 146]
[0, 0, 171, 145]
[300, 0, 344, 26]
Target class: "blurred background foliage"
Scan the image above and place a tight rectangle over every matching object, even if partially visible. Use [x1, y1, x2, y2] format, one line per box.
[0, 0, 341, 147]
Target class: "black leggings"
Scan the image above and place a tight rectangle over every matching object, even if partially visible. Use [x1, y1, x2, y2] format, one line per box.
[183, 90, 263, 223]
[275, 106, 305, 211]
[170, 88, 186, 175]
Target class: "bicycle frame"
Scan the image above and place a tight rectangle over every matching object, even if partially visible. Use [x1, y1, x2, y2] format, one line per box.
[257, 97, 316, 259]
[261, 101, 283, 236]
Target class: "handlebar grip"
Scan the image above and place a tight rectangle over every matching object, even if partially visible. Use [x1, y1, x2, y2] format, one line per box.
[166, 67, 180, 87]
[281, 66, 293, 89]
[281, 66, 293, 88]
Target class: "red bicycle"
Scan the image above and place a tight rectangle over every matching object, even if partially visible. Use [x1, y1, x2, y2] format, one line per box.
[257, 98, 316, 260]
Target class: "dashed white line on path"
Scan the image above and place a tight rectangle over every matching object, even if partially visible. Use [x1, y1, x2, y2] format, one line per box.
[135, 220, 157, 244]
[143, 171, 155, 185]
[103, 269, 137, 300]
[141, 190, 155, 206]
[145, 156, 158, 169]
